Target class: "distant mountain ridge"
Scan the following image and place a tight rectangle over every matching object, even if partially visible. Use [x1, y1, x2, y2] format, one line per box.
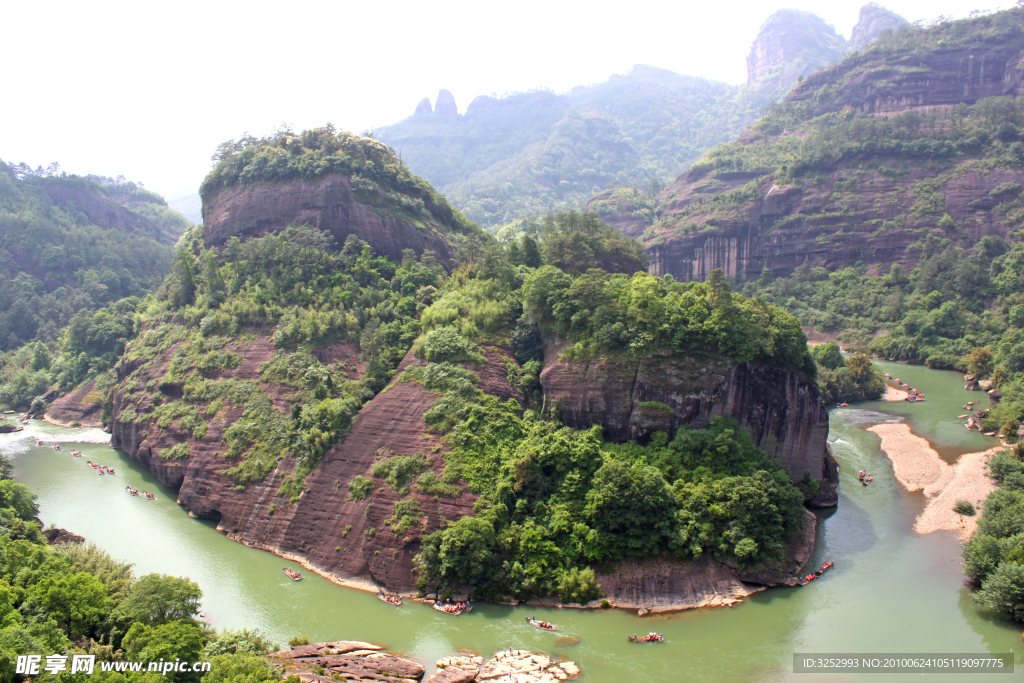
[593, 6, 1024, 283]
[374, 5, 906, 229]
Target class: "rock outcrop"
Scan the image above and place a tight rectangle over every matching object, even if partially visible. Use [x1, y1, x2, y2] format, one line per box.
[595, 510, 817, 612]
[45, 379, 104, 428]
[414, 97, 433, 115]
[849, 3, 907, 52]
[111, 337, 518, 594]
[746, 9, 847, 92]
[435, 89, 458, 121]
[541, 345, 837, 506]
[201, 175, 460, 267]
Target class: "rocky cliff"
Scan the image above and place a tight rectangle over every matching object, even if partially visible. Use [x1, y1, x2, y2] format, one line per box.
[849, 3, 908, 52]
[110, 337, 518, 594]
[618, 7, 1024, 282]
[541, 344, 837, 506]
[746, 9, 847, 92]
[45, 380, 104, 428]
[202, 175, 459, 267]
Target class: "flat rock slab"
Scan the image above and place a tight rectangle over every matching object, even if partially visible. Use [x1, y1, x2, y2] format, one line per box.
[425, 667, 479, 683]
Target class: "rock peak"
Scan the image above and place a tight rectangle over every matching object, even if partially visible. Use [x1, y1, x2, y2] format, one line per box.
[414, 97, 432, 115]
[746, 9, 847, 92]
[849, 3, 908, 51]
[435, 89, 458, 121]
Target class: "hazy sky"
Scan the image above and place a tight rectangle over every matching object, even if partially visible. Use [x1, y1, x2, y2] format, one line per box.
[2, 0, 1004, 201]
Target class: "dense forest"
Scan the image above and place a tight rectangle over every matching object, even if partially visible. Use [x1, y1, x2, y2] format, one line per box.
[0, 161, 190, 412]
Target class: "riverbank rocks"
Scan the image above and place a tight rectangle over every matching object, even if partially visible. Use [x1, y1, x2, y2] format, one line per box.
[271, 643, 578, 683]
[0, 424, 23, 434]
[476, 650, 579, 682]
[271, 641, 424, 682]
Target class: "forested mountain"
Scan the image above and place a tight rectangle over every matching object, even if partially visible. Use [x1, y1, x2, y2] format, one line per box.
[600, 7, 1024, 283]
[374, 6, 904, 230]
[581, 6, 1024, 624]
[53, 125, 835, 608]
[0, 160, 189, 410]
[375, 68, 759, 228]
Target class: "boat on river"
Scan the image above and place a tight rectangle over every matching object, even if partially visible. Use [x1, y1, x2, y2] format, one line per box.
[283, 567, 302, 581]
[628, 633, 664, 643]
[432, 600, 471, 616]
[376, 592, 402, 606]
[526, 617, 556, 631]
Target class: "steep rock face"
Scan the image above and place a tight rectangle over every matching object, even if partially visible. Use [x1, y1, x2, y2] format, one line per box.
[541, 344, 836, 506]
[202, 175, 457, 267]
[746, 10, 847, 91]
[414, 97, 432, 115]
[791, 44, 1024, 116]
[647, 162, 1024, 282]
[111, 340, 519, 593]
[46, 380, 104, 428]
[435, 89, 458, 121]
[849, 4, 908, 52]
[594, 510, 817, 612]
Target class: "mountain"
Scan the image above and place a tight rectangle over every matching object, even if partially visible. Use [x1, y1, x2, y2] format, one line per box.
[376, 67, 760, 229]
[376, 7, 904, 231]
[849, 3, 908, 51]
[746, 9, 848, 92]
[601, 6, 1024, 283]
[169, 193, 203, 224]
[0, 162, 185, 352]
[100, 127, 835, 605]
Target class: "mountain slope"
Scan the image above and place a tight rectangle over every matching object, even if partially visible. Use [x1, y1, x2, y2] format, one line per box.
[616, 7, 1024, 282]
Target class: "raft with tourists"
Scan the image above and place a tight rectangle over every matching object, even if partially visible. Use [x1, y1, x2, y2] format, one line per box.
[526, 616, 556, 631]
[376, 591, 402, 606]
[628, 633, 664, 643]
[432, 600, 471, 616]
[283, 567, 302, 581]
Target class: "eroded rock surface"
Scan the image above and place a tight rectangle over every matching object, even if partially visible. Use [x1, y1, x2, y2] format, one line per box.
[541, 345, 836, 505]
[46, 379, 104, 428]
[202, 175, 458, 267]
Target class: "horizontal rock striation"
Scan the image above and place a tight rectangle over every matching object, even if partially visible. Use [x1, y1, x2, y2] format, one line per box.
[202, 175, 458, 267]
[648, 162, 1024, 282]
[541, 344, 836, 506]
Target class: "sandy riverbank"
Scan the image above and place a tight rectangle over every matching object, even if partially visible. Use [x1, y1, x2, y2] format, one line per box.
[881, 384, 909, 402]
[867, 422, 1000, 540]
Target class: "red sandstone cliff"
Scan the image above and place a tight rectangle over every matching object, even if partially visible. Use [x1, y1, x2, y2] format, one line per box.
[202, 175, 459, 267]
[541, 344, 837, 507]
[110, 340, 517, 593]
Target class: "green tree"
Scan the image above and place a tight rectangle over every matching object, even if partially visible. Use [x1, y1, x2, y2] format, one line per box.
[201, 654, 280, 683]
[26, 571, 111, 636]
[119, 573, 202, 625]
[0, 482, 39, 522]
[811, 341, 845, 370]
[122, 621, 206, 683]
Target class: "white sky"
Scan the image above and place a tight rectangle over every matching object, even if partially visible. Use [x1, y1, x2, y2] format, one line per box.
[1, 0, 1002, 201]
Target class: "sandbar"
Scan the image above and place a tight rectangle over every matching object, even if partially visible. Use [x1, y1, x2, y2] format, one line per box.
[867, 422, 999, 541]
[881, 384, 909, 402]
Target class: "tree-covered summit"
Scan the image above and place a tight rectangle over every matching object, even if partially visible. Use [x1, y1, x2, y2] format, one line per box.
[199, 126, 483, 240]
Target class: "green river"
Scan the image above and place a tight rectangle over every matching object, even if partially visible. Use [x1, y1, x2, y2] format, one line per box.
[2, 361, 1022, 682]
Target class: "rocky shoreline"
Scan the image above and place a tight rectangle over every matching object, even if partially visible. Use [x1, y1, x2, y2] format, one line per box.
[271, 640, 580, 683]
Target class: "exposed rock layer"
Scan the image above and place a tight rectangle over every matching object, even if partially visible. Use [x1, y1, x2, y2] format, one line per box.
[201, 175, 457, 267]
[45, 380, 104, 428]
[541, 345, 837, 506]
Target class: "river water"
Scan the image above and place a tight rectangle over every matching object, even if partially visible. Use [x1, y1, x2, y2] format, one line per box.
[1, 361, 1021, 682]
